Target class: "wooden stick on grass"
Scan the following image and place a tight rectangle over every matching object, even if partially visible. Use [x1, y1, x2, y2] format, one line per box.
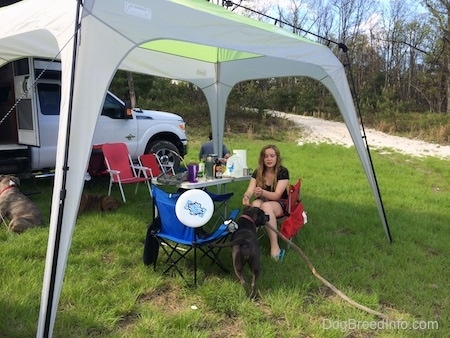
[266, 223, 392, 321]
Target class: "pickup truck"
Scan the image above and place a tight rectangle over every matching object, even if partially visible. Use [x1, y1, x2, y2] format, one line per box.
[0, 57, 188, 177]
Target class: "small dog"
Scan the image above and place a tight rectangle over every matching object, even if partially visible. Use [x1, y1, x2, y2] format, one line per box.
[78, 193, 121, 215]
[214, 206, 269, 299]
[0, 175, 44, 233]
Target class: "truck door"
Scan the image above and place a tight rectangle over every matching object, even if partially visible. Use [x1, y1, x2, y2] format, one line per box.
[13, 58, 40, 146]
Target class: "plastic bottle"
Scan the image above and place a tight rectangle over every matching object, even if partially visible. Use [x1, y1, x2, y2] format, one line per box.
[198, 159, 205, 180]
[223, 152, 243, 177]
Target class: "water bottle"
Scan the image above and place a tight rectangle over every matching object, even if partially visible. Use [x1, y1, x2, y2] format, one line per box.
[205, 155, 214, 179]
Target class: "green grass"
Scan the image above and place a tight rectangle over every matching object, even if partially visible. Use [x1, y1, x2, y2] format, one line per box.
[0, 137, 449, 337]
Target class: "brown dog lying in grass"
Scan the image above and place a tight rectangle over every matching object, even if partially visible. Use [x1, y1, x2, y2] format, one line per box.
[78, 193, 121, 215]
[0, 175, 44, 233]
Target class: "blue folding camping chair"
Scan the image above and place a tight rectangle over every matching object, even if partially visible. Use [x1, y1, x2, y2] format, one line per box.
[144, 185, 239, 285]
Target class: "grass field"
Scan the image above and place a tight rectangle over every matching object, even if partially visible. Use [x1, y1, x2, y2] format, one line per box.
[0, 135, 448, 337]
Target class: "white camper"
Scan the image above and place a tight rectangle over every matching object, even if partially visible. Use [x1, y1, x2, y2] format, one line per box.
[0, 57, 188, 176]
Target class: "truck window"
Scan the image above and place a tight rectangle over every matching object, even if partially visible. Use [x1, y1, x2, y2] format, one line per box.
[37, 83, 61, 116]
[101, 93, 126, 119]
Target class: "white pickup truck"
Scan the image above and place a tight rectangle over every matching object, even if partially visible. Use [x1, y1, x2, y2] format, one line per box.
[0, 57, 188, 177]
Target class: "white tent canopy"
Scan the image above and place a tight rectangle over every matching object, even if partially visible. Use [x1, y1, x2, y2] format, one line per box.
[0, 0, 390, 336]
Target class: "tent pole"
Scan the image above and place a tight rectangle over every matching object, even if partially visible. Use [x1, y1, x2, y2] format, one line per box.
[42, 1, 83, 336]
[340, 46, 392, 243]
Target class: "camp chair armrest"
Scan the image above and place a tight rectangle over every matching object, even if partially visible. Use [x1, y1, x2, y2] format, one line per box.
[132, 165, 148, 170]
[132, 164, 150, 178]
[107, 169, 120, 175]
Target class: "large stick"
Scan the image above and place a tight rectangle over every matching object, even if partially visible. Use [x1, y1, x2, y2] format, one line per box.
[266, 223, 391, 321]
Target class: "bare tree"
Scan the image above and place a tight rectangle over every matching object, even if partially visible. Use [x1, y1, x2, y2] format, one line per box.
[212, 0, 443, 114]
[423, 0, 450, 113]
[127, 72, 136, 108]
[329, 0, 377, 45]
[275, 0, 311, 35]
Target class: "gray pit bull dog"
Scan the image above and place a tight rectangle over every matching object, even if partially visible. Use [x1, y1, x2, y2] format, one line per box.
[0, 175, 44, 233]
[214, 206, 269, 299]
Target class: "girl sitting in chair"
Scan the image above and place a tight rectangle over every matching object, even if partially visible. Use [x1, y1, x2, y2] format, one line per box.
[242, 144, 289, 261]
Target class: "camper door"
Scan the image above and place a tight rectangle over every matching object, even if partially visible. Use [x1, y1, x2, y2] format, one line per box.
[13, 58, 40, 146]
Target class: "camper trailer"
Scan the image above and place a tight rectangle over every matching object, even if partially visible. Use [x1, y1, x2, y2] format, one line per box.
[0, 57, 188, 177]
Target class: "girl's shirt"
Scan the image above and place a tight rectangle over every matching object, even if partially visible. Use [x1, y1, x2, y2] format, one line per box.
[252, 166, 289, 199]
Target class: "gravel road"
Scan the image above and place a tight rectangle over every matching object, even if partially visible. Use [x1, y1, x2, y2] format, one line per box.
[274, 112, 450, 159]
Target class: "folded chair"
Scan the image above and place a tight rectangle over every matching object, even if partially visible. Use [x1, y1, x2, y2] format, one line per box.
[102, 142, 152, 202]
[144, 184, 239, 285]
[258, 178, 307, 242]
[279, 178, 307, 240]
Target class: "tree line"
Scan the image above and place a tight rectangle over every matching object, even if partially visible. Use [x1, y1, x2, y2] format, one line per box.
[227, 0, 450, 116]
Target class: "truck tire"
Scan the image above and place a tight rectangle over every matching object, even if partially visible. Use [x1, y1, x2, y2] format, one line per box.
[146, 140, 181, 172]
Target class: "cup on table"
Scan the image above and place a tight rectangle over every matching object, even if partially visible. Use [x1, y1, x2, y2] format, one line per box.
[187, 164, 198, 183]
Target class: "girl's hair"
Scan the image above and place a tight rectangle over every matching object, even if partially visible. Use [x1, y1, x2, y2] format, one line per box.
[255, 144, 281, 191]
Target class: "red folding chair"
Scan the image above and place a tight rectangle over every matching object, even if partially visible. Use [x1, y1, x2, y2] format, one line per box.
[102, 143, 152, 202]
[280, 178, 307, 240]
[138, 153, 164, 179]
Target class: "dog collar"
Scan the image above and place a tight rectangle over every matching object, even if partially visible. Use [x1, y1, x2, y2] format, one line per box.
[0, 185, 15, 196]
[240, 214, 255, 224]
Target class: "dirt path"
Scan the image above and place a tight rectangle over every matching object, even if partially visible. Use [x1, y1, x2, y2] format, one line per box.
[274, 112, 450, 160]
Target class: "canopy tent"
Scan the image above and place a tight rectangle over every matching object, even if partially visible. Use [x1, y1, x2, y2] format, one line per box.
[0, 0, 391, 336]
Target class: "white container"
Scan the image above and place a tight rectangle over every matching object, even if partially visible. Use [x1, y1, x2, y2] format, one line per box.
[232, 149, 248, 169]
[223, 153, 244, 177]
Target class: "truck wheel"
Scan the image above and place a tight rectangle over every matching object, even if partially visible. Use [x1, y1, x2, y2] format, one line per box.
[146, 140, 181, 172]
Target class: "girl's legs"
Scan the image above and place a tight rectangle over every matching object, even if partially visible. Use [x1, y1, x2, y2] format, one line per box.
[252, 200, 284, 257]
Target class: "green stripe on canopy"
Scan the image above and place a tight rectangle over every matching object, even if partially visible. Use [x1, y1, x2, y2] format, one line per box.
[139, 39, 261, 62]
[139, 0, 319, 63]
